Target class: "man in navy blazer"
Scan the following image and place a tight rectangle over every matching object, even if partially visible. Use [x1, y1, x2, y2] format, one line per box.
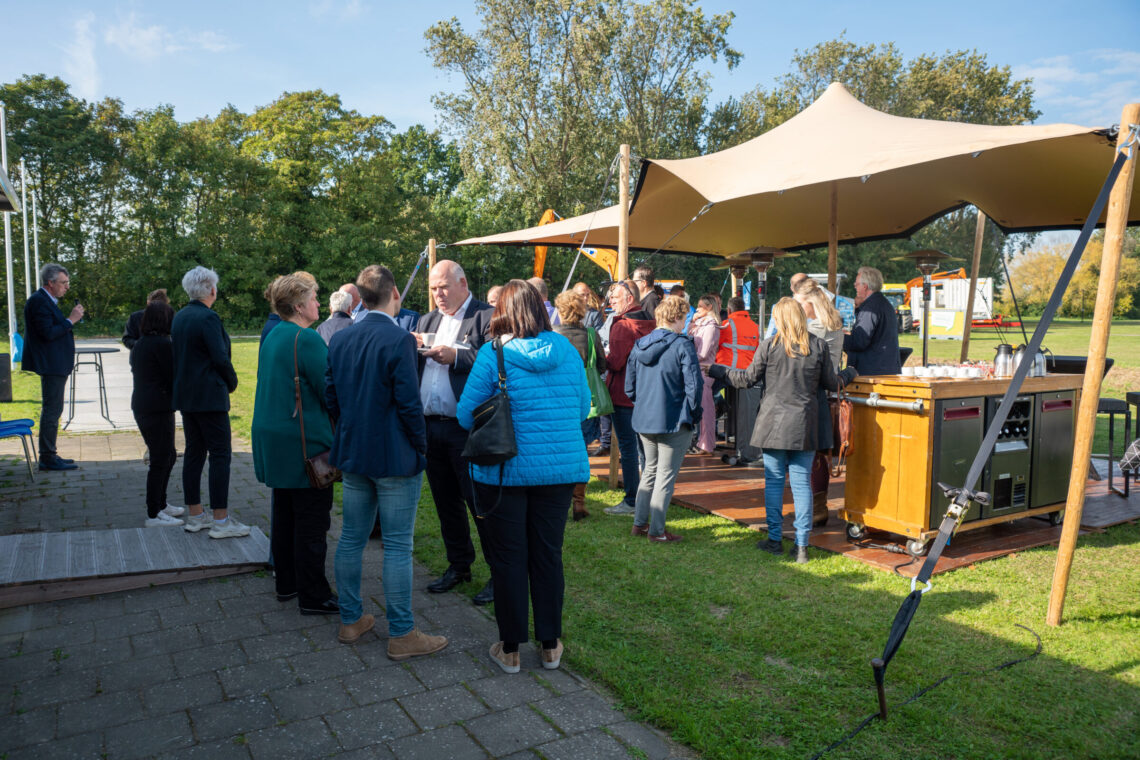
[22, 263, 84, 470]
[325, 264, 447, 659]
[414, 260, 495, 603]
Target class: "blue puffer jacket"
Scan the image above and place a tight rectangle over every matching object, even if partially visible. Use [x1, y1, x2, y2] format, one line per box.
[625, 328, 703, 435]
[458, 332, 591, 486]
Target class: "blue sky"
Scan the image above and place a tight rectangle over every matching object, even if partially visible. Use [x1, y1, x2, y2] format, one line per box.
[1, 1, 1138, 132]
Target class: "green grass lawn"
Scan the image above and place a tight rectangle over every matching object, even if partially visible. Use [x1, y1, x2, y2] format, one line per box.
[4, 328, 1139, 758]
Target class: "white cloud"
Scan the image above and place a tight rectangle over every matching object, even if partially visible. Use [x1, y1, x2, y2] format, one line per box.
[62, 13, 99, 102]
[103, 13, 235, 60]
[1014, 50, 1140, 126]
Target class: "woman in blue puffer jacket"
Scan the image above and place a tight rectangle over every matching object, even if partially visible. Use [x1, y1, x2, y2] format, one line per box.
[625, 295, 703, 543]
[457, 279, 591, 676]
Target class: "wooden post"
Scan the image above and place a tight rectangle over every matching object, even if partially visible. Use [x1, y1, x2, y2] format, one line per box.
[427, 238, 437, 312]
[827, 181, 838, 292]
[1046, 103, 1139, 627]
[960, 211, 986, 362]
[617, 144, 631, 283]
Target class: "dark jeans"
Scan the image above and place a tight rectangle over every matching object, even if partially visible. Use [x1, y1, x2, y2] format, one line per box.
[134, 410, 176, 518]
[598, 414, 612, 447]
[477, 481, 572, 645]
[271, 486, 334, 607]
[611, 405, 641, 506]
[38, 374, 67, 460]
[425, 416, 493, 573]
[182, 410, 231, 510]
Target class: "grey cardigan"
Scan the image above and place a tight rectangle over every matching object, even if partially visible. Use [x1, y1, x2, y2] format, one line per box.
[714, 334, 839, 451]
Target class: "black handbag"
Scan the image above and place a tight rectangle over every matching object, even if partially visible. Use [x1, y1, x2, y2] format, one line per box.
[461, 337, 517, 465]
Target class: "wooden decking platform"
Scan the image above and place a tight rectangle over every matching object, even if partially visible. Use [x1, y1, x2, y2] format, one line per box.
[589, 451, 1140, 576]
[0, 526, 269, 608]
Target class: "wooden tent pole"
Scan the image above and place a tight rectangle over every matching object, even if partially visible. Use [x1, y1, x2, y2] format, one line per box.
[827, 181, 838, 292]
[427, 238, 437, 312]
[1046, 103, 1139, 627]
[610, 144, 632, 490]
[960, 211, 986, 362]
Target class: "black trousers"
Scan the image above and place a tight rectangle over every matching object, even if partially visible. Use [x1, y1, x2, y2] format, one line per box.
[134, 411, 177, 518]
[424, 416, 493, 574]
[182, 411, 231, 510]
[271, 486, 333, 607]
[38, 374, 67, 460]
[477, 481, 572, 645]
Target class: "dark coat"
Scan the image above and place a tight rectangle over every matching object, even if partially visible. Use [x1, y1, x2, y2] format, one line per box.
[326, 312, 427, 479]
[714, 334, 839, 451]
[553, 324, 605, 368]
[843, 291, 901, 376]
[260, 313, 281, 345]
[130, 335, 174, 414]
[171, 300, 238, 413]
[395, 308, 419, 332]
[21, 288, 75, 377]
[316, 311, 354, 345]
[122, 309, 144, 350]
[414, 298, 494, 405]
[625, 328, 703, 435]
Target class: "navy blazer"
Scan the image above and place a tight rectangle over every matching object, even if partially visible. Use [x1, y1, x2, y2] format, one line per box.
[171, 300, 238, 413]
[325, 312, 427, 478]
[843, 291, 901, 376]
[414, 299, 494, 404]
[21, 288, 75, 377]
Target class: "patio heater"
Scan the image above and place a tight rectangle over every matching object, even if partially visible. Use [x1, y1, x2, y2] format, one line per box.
[892, 249, 960, 367]
[717, 247, 798, 328]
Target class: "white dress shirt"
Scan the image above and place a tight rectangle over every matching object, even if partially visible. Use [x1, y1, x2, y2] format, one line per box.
[420, 293, 473, 418]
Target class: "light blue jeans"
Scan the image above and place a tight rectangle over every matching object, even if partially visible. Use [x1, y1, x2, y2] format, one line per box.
[336, 471, 422, 636]
[634, 426, 692, 537]
[762, 449, 815, 547]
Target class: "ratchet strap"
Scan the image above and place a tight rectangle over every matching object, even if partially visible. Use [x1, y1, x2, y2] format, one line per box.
[868, 128, 1137, 723]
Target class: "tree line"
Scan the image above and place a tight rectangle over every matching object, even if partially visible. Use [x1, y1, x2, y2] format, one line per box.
[1, 0, 1072, 332]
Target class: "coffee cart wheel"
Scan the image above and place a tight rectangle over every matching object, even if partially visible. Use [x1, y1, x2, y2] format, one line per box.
[906, 538, 930, 557]
[1048, 509, 1065, 526]
[845, 522, 866, 541]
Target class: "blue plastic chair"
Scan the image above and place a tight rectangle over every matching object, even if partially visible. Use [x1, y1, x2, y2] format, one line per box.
[11, 332, 22, 363]
[0, 414, 37, 480]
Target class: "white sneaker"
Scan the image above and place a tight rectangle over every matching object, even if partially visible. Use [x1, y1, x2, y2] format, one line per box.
[604, 502, 636, 516]
[145, 512, 185, 528]
[183, 512, 213, 533]
[209, 518, 251, 539]
[162, 503, 186, 517]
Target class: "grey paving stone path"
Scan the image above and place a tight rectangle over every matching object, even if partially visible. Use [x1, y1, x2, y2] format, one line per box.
[0, 428, 691, 760]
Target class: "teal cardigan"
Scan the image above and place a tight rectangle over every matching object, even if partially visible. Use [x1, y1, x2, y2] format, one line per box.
[252, 321, 334, 489]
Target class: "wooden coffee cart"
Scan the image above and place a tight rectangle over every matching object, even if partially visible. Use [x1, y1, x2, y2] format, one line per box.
[840, 373, 1082, 555]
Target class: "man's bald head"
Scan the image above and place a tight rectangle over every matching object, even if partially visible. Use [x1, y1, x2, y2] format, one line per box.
[429, 259, 470, 315]
[339, 283, 361, 311]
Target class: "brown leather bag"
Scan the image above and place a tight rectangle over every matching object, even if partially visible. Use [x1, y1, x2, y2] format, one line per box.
[293, 331, 341, 489]
[831, 393, 854, 476]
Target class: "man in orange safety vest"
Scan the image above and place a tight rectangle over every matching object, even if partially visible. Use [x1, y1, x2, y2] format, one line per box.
[716, 296, 759, 369]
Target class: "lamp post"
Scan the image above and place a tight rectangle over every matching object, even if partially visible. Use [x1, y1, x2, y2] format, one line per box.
[893, 249, 960, 367]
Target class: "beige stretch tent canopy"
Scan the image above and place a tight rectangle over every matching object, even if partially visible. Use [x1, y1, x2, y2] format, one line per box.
[454, 82, 1137, 256]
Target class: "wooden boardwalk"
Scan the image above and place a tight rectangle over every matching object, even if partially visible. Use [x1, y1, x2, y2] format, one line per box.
[590, 451, 1140, 576]
[0, 526, 269, 608]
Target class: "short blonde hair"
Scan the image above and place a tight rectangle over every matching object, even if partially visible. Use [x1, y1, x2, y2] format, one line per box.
[772, 297, 811, 357]
[554, 290, 586, 326]
[267, 273, 318, 318]
[655, 295, 689, 327]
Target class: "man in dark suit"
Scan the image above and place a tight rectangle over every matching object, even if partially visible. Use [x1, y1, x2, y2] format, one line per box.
[122, 289, 170, 350]
[414, 260, 495, 604]
[325, 264, 448, 658]
[316, 289, 354, 345]
[22, 263, 84, 470]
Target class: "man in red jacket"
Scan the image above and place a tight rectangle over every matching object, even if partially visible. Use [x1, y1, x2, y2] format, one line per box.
[602, 281, 655, 515]
[716, 296, 759, 369]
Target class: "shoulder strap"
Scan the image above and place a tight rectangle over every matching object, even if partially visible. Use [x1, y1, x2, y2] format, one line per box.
[494, 337, 508, 392]
[292, 329, 308, 461]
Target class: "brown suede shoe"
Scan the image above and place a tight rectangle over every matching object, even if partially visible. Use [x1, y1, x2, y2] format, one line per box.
[489, 641, 521, 674]
[387, 629, 449, 661]
[338, 614, 375, 644]
[541, 639, 564, 670]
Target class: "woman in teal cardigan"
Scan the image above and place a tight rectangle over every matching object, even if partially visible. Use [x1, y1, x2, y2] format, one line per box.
[253, 272, 338, 616]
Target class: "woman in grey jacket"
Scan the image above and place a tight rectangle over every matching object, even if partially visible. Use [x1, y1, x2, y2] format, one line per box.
[709, 298, 839, 563]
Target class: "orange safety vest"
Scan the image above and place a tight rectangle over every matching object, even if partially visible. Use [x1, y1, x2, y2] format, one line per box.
[716, 311, 760, 369]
